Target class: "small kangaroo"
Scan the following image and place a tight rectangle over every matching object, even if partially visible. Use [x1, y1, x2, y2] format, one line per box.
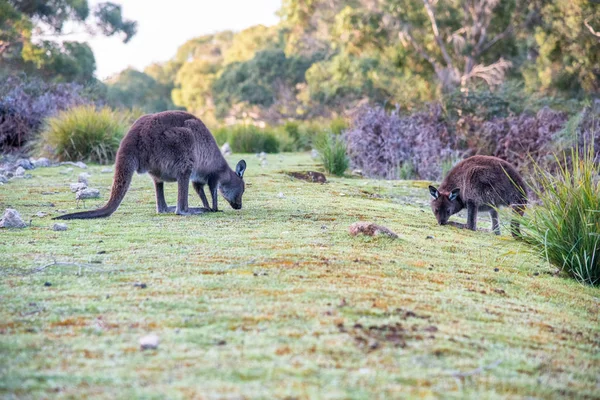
[428, 155, 527, 236]
[54, 111, 246, 220]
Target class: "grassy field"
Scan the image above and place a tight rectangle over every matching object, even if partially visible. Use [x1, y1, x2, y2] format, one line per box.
[1, 152, 599, 399]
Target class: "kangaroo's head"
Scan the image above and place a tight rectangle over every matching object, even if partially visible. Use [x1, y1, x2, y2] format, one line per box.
[429, 186, 462, 225]
[220, 160, 246, 210]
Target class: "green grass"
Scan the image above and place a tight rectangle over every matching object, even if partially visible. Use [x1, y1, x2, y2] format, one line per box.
[1, 153, 599, 398]
[316, 134, 349, 176]
[37, 106, 137, 165]
[519, 146, 600, 286]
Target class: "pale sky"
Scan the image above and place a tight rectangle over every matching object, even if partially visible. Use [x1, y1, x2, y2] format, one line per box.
[77, 0, 282, 80]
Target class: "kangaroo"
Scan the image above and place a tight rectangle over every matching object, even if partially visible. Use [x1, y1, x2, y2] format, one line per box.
[428, 155, 527, 237]
[54, 111, 246, 220]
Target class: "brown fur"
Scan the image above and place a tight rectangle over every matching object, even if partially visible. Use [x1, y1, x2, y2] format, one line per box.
[429, 155, 527, 236]
[53, 111, 247, 220]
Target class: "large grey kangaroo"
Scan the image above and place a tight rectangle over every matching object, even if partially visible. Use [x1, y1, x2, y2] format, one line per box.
[428, 155, 527, 237]
[54, 111, 246, 220]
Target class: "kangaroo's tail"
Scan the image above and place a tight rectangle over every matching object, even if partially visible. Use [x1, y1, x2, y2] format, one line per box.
[53, 155, 137, 220]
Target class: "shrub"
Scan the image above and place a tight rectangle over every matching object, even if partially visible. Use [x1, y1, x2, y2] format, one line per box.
[316, 134, 348, 176]
[0, 75, 96, 151]
[226, 125, 280, 153]
[37, 106, 129, 164]
[344, 105, 456, 180]
[519, 146, 600, 286]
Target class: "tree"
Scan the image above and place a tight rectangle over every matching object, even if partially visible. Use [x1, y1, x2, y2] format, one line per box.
[0, 0, 137, 81]
[106, 68, 175, 112]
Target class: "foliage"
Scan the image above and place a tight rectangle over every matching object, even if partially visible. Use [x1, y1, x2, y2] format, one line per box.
[0, 0, 136, 82]
[216, 125, 281, 153]
[0, 75, 98, 151]
[106, 68, 175, 113]
[519, 145, 600, 286]
[37, 105, 132, 164]
[344, 105, 455, 180]
[316, 133, 349, 176]
[212, 50, 314, 117]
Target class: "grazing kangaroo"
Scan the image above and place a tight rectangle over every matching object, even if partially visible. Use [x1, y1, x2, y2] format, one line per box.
[428, 155, 527, 237]
[54, 111, 246, 220]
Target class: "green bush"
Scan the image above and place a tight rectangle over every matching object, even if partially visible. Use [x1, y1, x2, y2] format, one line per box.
[316, 134, 349, 176]
[227, 125, 280, 153]
[520, 146, 600, 286]
[37, 106, 131, 164]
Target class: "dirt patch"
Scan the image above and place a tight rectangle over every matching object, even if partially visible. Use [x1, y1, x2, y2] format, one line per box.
[349, 222, 398, 239]
[287, 171, 327, 183]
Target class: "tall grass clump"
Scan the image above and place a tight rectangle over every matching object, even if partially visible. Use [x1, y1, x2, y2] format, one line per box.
[316, 134, 349, 176]
[520, 145, 600, 286]
[38, 106, 129, 164]
[221, 125, 280, 153]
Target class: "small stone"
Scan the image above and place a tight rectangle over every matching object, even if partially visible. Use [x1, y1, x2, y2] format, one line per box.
[101, 168, 112, 174]
[134, 282, 147, 289]
[78, 172, 91, 184]
[70, 182, 87, 192]
[14, 166, 25, 177]
[60, 161, 87, 169]
[35, 211, 48, 218]
[277, 192, 285, 198]
[311, 149, 319, 159]
[426, 235, 434, 239]
[259, 151, 266, 159]
[52, 223, 68, 231]
[16, 158, 34, 170]
[44, 282, 52, 287]
[75, 188, 100, 200]
[494, 268, 499, 272]
[0, 209, 27, 228]
[139, 334, 159, 350]
[32, 158, 52, 168]
[260, 159, 268, 167]
[533, 272, 539, 276]
[221, 142, 232, 156]
[60, 168, 73, 175]
[351, 169, 363, 177]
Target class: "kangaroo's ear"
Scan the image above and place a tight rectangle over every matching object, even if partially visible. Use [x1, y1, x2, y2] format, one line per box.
[429, 185, 439, 199]
[449, 188, 460, 201]
[236, 160, 247, 178]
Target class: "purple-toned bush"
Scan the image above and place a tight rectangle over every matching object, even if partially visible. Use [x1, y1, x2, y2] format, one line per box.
[345, 103, 598, 180]
[0, 76, 94, 152]
[344, 105, 456, 180]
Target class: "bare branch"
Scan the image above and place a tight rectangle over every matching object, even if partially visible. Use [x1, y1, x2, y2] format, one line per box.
[422, 0, 454, 68]
[461, 58, 512, 87]
[477, 24, 514, 56]
[399, 30, 440, 70]
[584, 17, 600, 39]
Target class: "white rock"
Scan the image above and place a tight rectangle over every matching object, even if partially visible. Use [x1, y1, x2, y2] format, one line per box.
[52, 223, 68, 231]
[0, 209, 27, 228]
[36, 211, 48, 218]
[277, 192, 285, 198]
[101, 168, 112, 174]
[70, 182, 87, 193]
[78, 172, 91, 184]
[60, 161, 87, 169]
[311, 149, 319, 159]
[259, 151, 267, 159]
[139, 334, 159, 350]
[76, 188, 100, 200]
[32, 158, 52, 168]
[14, 166, 25, 177]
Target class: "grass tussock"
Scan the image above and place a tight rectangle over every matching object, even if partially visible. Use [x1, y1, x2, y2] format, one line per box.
[37, 106, 135, 164]
[316, 134, 349, 176]
[520, 146, 600, 286]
